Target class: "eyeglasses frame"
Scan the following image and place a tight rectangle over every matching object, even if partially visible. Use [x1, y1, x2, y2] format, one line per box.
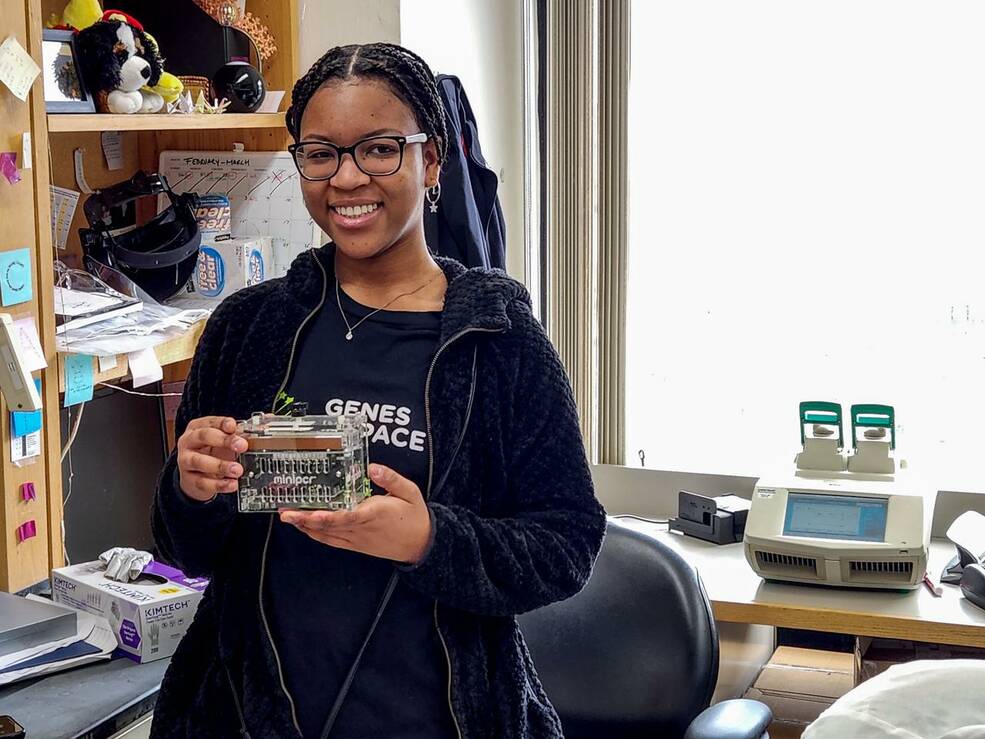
[288, 132, 430, 181]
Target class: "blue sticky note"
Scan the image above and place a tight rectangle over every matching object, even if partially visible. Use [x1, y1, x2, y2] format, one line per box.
[64, 354, 94, 407]
[0, 248, 32, 306]
[11, 378, 42, 437]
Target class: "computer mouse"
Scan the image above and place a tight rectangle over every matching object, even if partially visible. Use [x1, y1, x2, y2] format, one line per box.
[959, 563, 985, 612]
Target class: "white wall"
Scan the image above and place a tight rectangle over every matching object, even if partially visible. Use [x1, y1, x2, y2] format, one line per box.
[298, 0, 401, 73]
[400, 0, 527, 281]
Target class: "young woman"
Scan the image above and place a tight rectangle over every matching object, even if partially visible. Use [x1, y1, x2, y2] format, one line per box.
[150, 43, 605, 739]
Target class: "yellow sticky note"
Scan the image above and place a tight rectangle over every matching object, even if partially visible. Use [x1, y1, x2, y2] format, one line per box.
[0, 36, 40, 102]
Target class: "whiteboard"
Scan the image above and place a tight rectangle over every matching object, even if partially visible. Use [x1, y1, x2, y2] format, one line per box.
[158, 150, 321, 278]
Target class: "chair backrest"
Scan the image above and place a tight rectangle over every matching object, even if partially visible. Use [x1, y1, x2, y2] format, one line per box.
[518, 521, 720, 739]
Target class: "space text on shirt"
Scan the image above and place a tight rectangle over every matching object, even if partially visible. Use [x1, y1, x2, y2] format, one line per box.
[325, 398, 427, 452]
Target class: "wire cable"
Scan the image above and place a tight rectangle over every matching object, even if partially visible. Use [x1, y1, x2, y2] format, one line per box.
[612, 513, 670, 525]
[60, 401, 86, 463]
[96, 382, 182, 398]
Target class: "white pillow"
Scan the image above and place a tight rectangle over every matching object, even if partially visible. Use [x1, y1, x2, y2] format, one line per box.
[804, 660, 985, 739]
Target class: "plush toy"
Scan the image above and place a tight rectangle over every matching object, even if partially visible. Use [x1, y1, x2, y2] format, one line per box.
[143, 33, 183, 104]
[75, 10, 164, 114]
[58, 1, 184, 107]
[53, 0, 102, 30]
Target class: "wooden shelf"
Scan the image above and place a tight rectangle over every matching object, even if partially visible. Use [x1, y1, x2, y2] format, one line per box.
[46, 112, 286, 133]
[57, 321, 205, 393]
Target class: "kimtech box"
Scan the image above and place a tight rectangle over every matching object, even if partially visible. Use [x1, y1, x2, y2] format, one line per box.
[51, 560, 208, 663]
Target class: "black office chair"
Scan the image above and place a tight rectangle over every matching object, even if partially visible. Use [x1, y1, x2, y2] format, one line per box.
[518, 520, 772, 739]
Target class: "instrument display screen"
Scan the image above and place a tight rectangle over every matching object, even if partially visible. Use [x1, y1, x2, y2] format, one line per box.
[783, 493, 888, 542]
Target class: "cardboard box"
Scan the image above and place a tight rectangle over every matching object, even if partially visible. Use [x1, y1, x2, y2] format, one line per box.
[854, 637, 985, 683]
[193, 195, 232, 241]
[51, 560, 208, 663]
[189, 236, 272, 301]
[745, 647, 855, 730]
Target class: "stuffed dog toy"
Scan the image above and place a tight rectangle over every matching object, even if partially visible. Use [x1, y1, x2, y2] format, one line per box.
[76, 9, 164, 113]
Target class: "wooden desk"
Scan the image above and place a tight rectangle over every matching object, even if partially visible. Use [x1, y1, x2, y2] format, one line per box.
[618, 520, 985, 648]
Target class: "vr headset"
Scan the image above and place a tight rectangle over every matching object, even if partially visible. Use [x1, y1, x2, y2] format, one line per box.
[80, 171, 201, 303]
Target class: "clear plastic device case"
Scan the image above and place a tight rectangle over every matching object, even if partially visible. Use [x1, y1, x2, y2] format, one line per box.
[236, 412, 370, 513]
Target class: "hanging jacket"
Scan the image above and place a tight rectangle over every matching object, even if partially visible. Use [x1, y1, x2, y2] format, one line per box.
[425, 74, 507, 270]
[149, 246, 605, 738]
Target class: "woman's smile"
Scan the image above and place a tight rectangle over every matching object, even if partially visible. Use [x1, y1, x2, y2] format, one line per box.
[329, 201, 384, 230]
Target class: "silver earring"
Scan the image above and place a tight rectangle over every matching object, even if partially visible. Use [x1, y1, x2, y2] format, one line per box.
[426, 182, 441, 214]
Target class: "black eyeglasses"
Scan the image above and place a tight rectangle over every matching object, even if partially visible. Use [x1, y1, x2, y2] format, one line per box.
[288, 133, 429, 181]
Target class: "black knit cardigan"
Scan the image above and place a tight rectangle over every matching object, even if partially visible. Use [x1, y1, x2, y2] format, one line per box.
[149, 246, 606, 739]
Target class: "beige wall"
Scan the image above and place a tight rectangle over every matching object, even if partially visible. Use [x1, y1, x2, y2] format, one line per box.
[298, 0, 401, 73]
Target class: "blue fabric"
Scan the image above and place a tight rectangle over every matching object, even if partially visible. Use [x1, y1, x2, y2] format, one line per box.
[150, 246, 605, 738]
[425, 74, 507, 270]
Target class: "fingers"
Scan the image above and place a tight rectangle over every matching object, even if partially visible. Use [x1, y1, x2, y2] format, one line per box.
[280, 507, 372, 530]
[180, 451, 243, 480]
[367, 464, 423, 502]
[180, 426, 248, 454]
[181, 472, 239, 500]
[185, 416, 239, 435]
[177, 417, 246, 502]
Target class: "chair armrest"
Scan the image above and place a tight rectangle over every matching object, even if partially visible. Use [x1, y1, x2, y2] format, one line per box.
[683, 698, 773, 739]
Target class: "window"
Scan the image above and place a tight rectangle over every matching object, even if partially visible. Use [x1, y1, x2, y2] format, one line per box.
[626, 2, 985, 483]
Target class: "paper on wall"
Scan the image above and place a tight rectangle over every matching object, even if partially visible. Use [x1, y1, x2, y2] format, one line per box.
[128, 346, 163, 388]
[63, 353, 94, 407]
[0, 36, 40, 102]
[101, 131, 124, 171]
[11, 429, 40, 465]
[0, 248, 32, 306]
[50, 186, 81, 250]
[21, 133, 31, 169]
[12, 317, 46, 372]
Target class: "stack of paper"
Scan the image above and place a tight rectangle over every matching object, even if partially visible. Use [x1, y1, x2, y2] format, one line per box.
[0, 596, 115, 686]
[53, 286, 143, 335]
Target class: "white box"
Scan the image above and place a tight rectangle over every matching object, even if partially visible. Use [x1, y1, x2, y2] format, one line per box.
[51, 560, 208, 663]
[190, 236, 272, 301]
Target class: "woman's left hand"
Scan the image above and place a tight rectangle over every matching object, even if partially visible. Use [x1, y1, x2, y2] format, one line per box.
[279, 463, 432, 565]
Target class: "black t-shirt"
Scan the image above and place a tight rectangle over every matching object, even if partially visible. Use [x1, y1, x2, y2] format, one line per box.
[265, 284, 455, 739]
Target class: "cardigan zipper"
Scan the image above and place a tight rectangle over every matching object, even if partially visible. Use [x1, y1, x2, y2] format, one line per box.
[247, 255, 329, 739]
[271, 255, 329, 413]
[424, 327, 500, 739]
[224, 659, 252, 738]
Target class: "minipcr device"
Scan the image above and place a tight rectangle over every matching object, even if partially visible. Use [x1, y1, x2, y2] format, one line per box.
[236, 412, 370, 513]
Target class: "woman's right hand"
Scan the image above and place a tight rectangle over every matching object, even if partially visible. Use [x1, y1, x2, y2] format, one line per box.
[177, 417, 248, 502]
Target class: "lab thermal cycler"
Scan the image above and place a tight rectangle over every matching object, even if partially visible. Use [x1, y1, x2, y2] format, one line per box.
[744, 403, 932, 590]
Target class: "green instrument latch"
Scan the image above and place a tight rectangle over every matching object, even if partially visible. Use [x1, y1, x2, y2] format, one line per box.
[799, 401, 844, 450]
[850, 404, 896, 450]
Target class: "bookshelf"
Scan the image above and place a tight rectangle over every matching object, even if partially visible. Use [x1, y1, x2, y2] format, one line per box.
[0, 0, 298, 590]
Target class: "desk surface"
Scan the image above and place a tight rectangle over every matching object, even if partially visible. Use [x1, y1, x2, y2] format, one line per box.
[618, 519, 985, 648]
[0, 656, 166, 738]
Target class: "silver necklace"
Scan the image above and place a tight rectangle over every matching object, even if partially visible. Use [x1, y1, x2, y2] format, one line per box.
[336, 271, 442, 341]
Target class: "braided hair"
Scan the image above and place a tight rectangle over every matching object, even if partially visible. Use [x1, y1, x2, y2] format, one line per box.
[286, 43, 448, 164]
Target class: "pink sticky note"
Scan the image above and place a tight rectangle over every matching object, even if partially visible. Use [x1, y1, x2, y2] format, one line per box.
[20, 482, 35, 501]
[0, 152, 19, 185]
